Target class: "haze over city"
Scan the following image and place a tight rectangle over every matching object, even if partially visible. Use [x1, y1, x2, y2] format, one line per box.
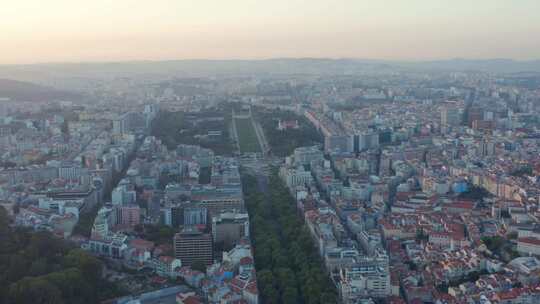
[4, 2, 540, 304]
[2, 0, 540, 64]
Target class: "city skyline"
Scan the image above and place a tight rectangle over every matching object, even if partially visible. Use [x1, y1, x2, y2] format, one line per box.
[2, 0, 540, 64]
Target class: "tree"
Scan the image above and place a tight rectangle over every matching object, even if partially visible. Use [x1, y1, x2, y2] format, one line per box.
[241, 171, 337, 304]
[510, 165, 533, 177]
[134, 224, 144, 234]
[482, 236, 505, 252]
[458, 185, 491, 200]
[142, 224, 176, 245]
[262, 286, 280, 304]
[0, 210, 124, 303]
[253, 107, 323, 157]
[191, 260, 207, 273]
[282, 287, 298, 304]
[26, 231, 70, 260]
[64, 249, 102, 285]
[29, 258, 50, 276]
[321, 292, 338, 304]
[0, 206, 12, 253]
[9, 277, 64, 304]
[5, 255, 28, 283]
[257, 269, 274, 294]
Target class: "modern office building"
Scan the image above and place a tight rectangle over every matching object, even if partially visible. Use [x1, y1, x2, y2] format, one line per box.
[190, 186, 244, 216]
[184, 207, 208, 226]
[174, 228, 213, 267]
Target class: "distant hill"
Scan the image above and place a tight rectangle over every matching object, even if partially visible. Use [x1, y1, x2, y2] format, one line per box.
[1, 58, 540, 83]
[0, 78, 80, 102]
[396, 58, 540, 73]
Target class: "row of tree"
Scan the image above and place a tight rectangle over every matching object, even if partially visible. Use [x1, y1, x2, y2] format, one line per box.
[0, 207, 125, 303]
[242, 170, 337, 304]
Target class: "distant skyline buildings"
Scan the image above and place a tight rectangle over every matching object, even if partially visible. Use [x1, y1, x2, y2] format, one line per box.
[1, 0, 540, 64]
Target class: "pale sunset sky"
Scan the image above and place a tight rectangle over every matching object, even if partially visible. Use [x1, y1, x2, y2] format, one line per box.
[1, 0, 539, 64]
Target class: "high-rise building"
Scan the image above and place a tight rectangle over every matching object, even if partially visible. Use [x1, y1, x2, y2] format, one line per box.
[117, 205, 141, 228]
[174, 228, 213, 267]
[441, 107, 461, 127]
[358, 132, 380, 152]
[171, 205, 184, 227]
[161, 204, 184, 227]
[468, 106, 484, 127]
[112, 184, 137, 206]
[184, 207, 207, 226]
[112, 117, 127, 135]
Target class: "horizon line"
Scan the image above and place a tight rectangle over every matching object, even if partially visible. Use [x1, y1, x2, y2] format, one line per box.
[2, 56, 540, 67]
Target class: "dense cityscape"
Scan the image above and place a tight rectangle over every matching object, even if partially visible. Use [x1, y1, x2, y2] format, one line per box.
[1, 63, 540, 304]
[3, 1, 540, 303]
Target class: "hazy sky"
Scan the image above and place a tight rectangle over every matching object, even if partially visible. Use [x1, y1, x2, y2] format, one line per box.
[1, 0, 540, 64]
